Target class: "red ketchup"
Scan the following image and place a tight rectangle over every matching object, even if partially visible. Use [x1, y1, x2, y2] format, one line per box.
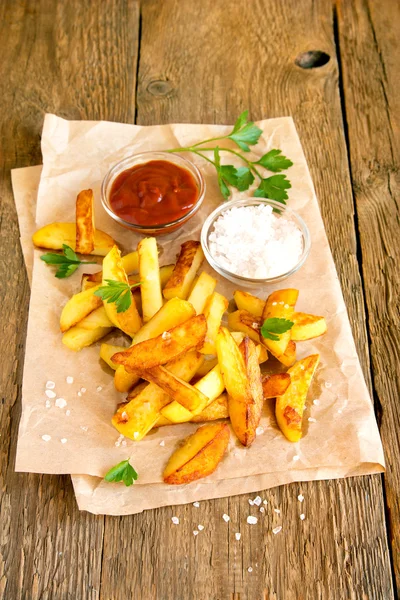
[109, 160, 199, 226]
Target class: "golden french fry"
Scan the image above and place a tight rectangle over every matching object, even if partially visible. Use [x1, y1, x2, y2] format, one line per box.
[233, 290, 264, 317]
[187, 271, 217, 315]
[276, 354, 320, 442]
[154, 393, 229, 427]
[261, 289, 298, 360]
[195, 357, 218, 377]
[75, 189, 95, 254]
[138, 237, 163, 322]
[201, 292, 229, 355]
[62, 325, 113, 351]
[163, 422, 230, 484]
[262, 373, 291, 398]
[81, 274, 98, 291]
[278, 340, 297, 367]
[59, 285, 102, 332]
[163, 241, 204, 300]
[32, 223, 115, 256]
[291, 312, 327, 341]
[216, 327, 253, 405]
[139, 365, 209, 412]
[100, 343, 128, 370]
[78, 306, 113, 330]
[228, 310, 261, 344]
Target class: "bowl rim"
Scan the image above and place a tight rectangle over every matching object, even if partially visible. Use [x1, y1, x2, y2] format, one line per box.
[200, 197, 311, 284]
[101, 150, 206, 231]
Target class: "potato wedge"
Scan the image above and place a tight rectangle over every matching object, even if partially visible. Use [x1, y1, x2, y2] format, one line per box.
[278, 340, 296, 367]
[154, 393, 229, 427]
[201, 292, 229, 355]
[100, 343, 128, 370]
[195, 357, 218, 377]
[62, 325, 113, 351]
[262, 373, 291, 398]
[81, 274, 98, 291]
[113, 314, 206, 372]
[138, 237, 163, 322]
[83, 251, 140, 286]
[163, 422, 230, 485]
[112, 351, 203, 440]
[261, 289, 298, 360]
[32, 222, 114, 256]
[59, 285, 102, 332]
[114, 298, 196, 392]
[75, 189, 95, 254]
[276, 354, 320, 442]
[291, 312, 327, 341]
[233, 290, 264, 318]
[78, 306, 113, 330]
[228, 337, 264, 447]
[163, 241, 204, 300]
[139, 365, 209, 412]
[102, 245, 142, 337]
[216, 327, 253, 405]
[228, 310, 261, 344]
[187, 271, 217, 315]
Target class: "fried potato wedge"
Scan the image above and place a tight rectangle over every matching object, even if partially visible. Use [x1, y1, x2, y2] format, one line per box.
[83, 251, 140, 285]
[155, 393, 229, 428]
[113, 314, 207, 372]
[187, 271, 217, 315]
[32, 222, 114, 256]
[62, 325, 113, 351]
[78, 306, 113, 330]
[216, 327, 253, 405]
[112, 351, 203, 441]
[75, 189, 95, 254]
[140, 365, 209, 412]
[228, 337, 264, 447]
[228, 310, 261, 344]
[278, 340, 297, 367]
[138, 237, 163, 322]
[276, 354, 320, 442]
[261, 289, 298, 360]
[262, 373, 291, 398]
[100, 343, 128, 370]
[163, 422, 230, 485]
[60, 285, 102, 332]
[81, 274, 98, 291]
[233, 290, 264, 318]
[195, 357, 218, 377]
[102, 245, 142, 337]
[163, 241, 204, 300]
[291, 312, 327, 341]
[114, 298, 196, 392]
[201, 292, 229, 355]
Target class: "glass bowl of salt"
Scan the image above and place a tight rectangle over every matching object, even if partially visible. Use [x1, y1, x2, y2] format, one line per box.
[200, 197, 311, 287]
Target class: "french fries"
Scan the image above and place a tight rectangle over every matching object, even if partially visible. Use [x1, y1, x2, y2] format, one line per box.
[138, 237, 163, 322]
[78, 306, 113, 330]
[278, 340, 297, 367]
[216, 327, 253, 404]
[59, 285, 102, 332]
[187, 271, 217, 314]
[275, 354, 320, 442]
[262, 373, 291, 398]
[163, 422, 230, 484]
[32, 223, 114, 256]
[233, 290, 264, 317]
[75, 189, 95, 254]
[261, 289, 298, 360]
[163, 241, 204, 300]
[228, 310, 261, 344]
[62, 325, 113, 351]
[139, 365, 209, 412]
[291, 312, 327, 341]
[154, 393, 229, 428]
[100, 343, 128, 370]
[201, 292, 229, 355]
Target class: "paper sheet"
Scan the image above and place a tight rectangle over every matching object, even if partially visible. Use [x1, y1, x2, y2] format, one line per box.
[11, 115, 384, 514]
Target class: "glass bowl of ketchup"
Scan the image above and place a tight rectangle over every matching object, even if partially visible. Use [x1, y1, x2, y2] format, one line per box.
[101, 151, 206, 236]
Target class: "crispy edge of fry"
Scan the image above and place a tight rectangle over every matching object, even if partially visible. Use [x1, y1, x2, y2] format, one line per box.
[262, 373, 291, 398]
[201, 292, 229, 355]
[216, 326, 254, 405]
[154, 393, 229, 427]
[138, 237, 163, 322]
[291, 312, 327, 341]
[59, 285, 102, 332]
[140, 365, 210, 412]
[100, 343, 128, 370]
[163, 241, 204, 300]
[32, 222, 115, 256]
[227, 310, 262, 345]
[75, 189, 95, 254]
[233, 290, 264, 318]
[187, 271, 218, 315]
[62, 325, 113, 351]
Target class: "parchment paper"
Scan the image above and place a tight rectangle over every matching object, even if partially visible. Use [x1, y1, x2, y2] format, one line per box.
[12, 115, 384, 514]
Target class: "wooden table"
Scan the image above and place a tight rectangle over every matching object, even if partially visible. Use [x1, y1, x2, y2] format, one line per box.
[1, 1, 398, 598]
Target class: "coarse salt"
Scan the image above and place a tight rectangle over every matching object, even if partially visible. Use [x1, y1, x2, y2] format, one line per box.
[60, 438, 67, 444]
[46, 381, 55, 390]
[41, 434, 51, 442]
[208, 205, 303, 279]
[235, 532, 241, 540]
[300, 514, 306, 520]
[272, 526, 282, 535]
[274, 508, 281, 514]
[193, 530, 199, 536]
[247, 516, 258, 525]
[293, 455, 300, 461]
[66, 376, 73, 384]
[97, 386, 102, 392]
[159, 440, 165, 447]
[222, 514, 230, 522]
[313, 399, 320, 405]
[248, 567, 253, 573]
[65, 410, 71, 416]
[298, 494, 304, 502]
[80, 387, 86, 393]
[253, 496, 262, 506]
[308, 417, 317, 423]
[55, 398, 67, 409]
[45, 390, 56, 399]
[197, 524, 204, 531]
[193, 501, 200, 507]
[171, 517, 179, 525]
[255, 426, 264, 436]
[45, 400, 51, 409]
[161, 331, 171, 340]
[260, 507, 265, 513]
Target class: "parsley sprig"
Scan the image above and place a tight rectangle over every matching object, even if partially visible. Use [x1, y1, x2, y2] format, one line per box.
[261, 318, 294, 341]
[166, 110, 293, 203]
[104, 459, 138, 487]
[40, 244, 97, 278]
[94, 279, 142, 313]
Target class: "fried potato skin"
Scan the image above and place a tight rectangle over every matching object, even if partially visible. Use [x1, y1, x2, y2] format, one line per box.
[201, 292, 229, 355]
[62, 325, 113, 351]
[291, 312, 327, 341]
[75, 189, 95, 254]
[154, 393, 229, 428]
[233, 290, 264, 318]
[261, 289, 298, 360]
[216, 327, 254, 405]
[163, 241, 204, 300]
[262, 373, 291, 398]
[60, 285, 103, 332]
[187, 271, 217, 315]
[228, 310, 261, 344]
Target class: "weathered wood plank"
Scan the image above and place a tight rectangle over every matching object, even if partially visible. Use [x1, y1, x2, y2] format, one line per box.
[99, 1, 393, 599]
[0, 1, 140, 598]
[337, 0, 400, 592]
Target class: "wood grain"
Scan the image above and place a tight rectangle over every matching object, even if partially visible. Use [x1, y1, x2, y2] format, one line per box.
[337, 0, 400, 592]
[0, 1, 139, 599]
[99, 1, 394, 598]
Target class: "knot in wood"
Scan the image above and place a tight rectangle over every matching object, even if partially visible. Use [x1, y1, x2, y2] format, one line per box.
[147, 80, 173, 97]
[295, 51, 330, 69]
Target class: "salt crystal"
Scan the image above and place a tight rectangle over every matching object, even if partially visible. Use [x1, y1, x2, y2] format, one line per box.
[66, 376, 74, 384]
[253, 496, 262, 506]
[45, 390, 56, 399]
[222, 514, 230, 522]
[41, 434, 51, 442]
[263, 499, 268, 505]
[80, 387, 86, 393]
[159, 440, 165, 447]
[293, 455, 300, 461]
[272, 526, 282, 535]
[284, 303, 289, 309]
[308, 417, 317, 423]
[55, 398, 67, 409]
[193, 501, 200, 507]
[161, 331, 171, 340]
[45, 400, 51, 409]
[235, 533, 241, 540]
[171, 517, 179, 525]
[193, 530, 199, 536]
[96, 386, 102, 392]
[255, 426, 264, 436]
[77, 392, 82, 397]
[248, 499, 254, 506]
[65, 410, 71, 416]
[248, 567, 253, 573]
[298, 494, 304, 502]
[60, 438, 67, 444]
[252, 322, 259, 328]
[313, 399, 320, 405]
[115, 434, 124, 447]
[338, 409, 343, 414]
[46, 381, 55, 389]
[325, 381, 332, 388]
[121, 411, 128, 420]
[260, 507, 265, 513]
[247, 516, 258, 525]
[80, 426, 88, 432]
[197, 524, 204, 531]
[300, 365, 305, 370]
[133, 432, 139, 439]
[300, 514, 306, 520]
[274, 509, 281, 514]
[121, 440, 127, 447]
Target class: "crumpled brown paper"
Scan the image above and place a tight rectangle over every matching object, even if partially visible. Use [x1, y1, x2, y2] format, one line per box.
[11, 115, 384, 515]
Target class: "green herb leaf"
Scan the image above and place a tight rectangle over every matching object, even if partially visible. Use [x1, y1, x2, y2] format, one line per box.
[40, 245, 96, 278]
[229, 122, 262, 152]
[219, 165, 240, 187]
[255, 149, 293, 173]
[62, 244, 80, 262]
[235, 167, 255, 191]
[253, 174, 291, 204]
[214, 147, 233, 199]
[94, 279, 141, 313]
[231, 110, 249, 134]
[104, 459, 138, 487]
[55, 263, 80, 278]
[261, 318, 294, 341]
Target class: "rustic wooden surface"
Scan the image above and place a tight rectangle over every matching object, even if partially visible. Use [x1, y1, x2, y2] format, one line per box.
[0, 0, 398, 599]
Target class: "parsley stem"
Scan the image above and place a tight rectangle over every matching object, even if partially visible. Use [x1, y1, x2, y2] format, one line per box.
[166, 147, 216, 167]
[189, 135, 229, 148]
[195, 146, 264, 181]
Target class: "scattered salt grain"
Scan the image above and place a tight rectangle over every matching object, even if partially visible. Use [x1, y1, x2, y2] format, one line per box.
[253, 496, 262, 506]
[284, 304, 289, 309]
[222, 514, 230, 522]
[159, 440, 165, 447]
[248, 567, 253, 573]
[247, 516, 258, 525]
[300, 514, 306, 521]
[293, 455, 300, 461]
[115, 434, 124, 447]
[171, 517, 179, 525]
[248, 499, 254, 506]
[80, 387, 86, 393]
[193, 530, 199, 536]
[255, 426, 264, 436]
[308, 417, 317, 423]
[235, 533, 241, 541]
[313, 399, 320, 405]
[77, 392, 82, 397]
[65, 410, 71, 416]
[338, 409, 342, 414]
[263, 499, 268, 505]
[41, 434, 51, 442]
[298, 494, 304, 502]
[46, 381, 55, 390]
[45, 390, 56, 399]
[274, 509, 281, 514]
[66, 376, 73, 384]
[325, 381, 332, 388]
[198, 524, 204, 531]
[55, 398, 67, 409]
[193, 501, 200, 508]
[96, 386, 102, 392]
[60, 438, 67, 444]
[252, 322, 259, 329]
[208, 204, 304, 279]
[272, 302, 277, 306]
[272, 526, 282, 535]
[80, 426, 88, 432]
[133, 432, 139, 439]
[121, 440, 127, 447]
[161, 331, 171, 340]
[260, 507, 265, 513]
[45, 400, 51, 409]
[300, 365, 305, 370]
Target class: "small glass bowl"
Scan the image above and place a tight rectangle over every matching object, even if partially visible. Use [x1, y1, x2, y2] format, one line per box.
[201, 197, 311, 287]
[101, 151, 206, 236]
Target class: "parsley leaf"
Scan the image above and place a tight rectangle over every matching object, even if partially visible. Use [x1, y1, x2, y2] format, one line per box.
[94, 279, 141, 313]
[231, 110, 249, 134]
[229, 121, 263, 152]
[255, 149, 293, 173]
[219, 165, 240, 187]
[104, 459, 138, 487]
[254, 174, 291, 204]
[40, 244, 96, 278]
[214, 149, 255, 198]
[261, 318, 294, 341]
[235, 166, 255, 191]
